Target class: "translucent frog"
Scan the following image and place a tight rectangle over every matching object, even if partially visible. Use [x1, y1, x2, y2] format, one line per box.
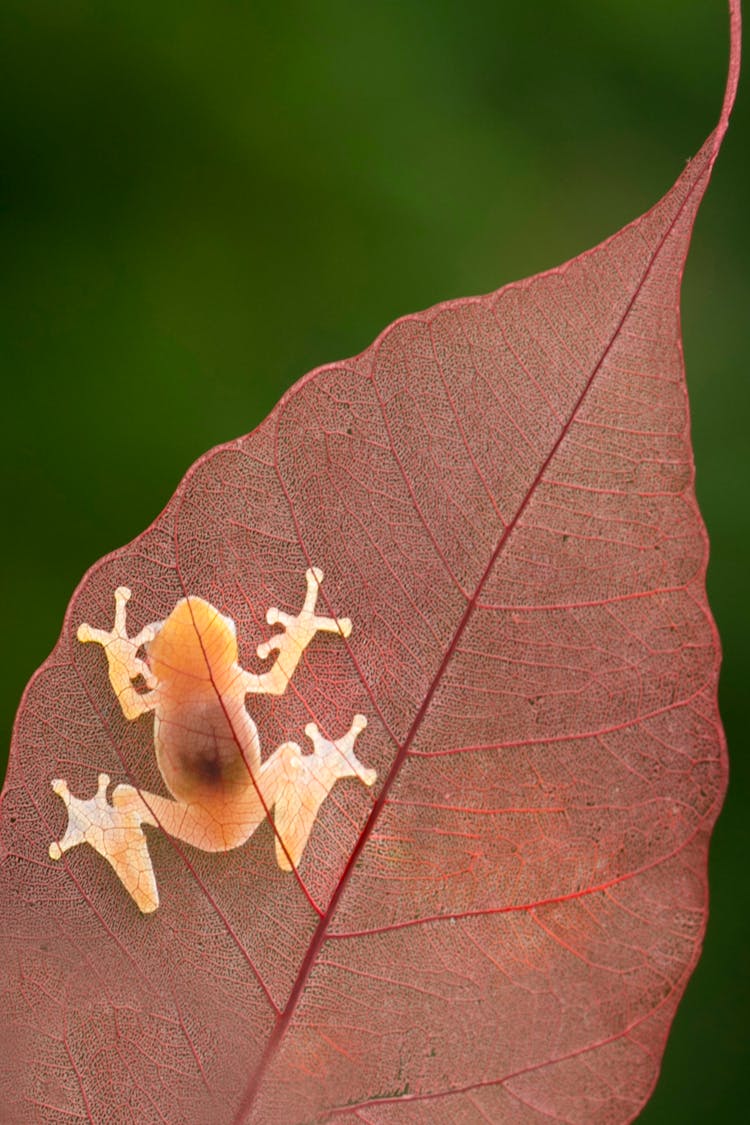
[48, 567, 376, 912]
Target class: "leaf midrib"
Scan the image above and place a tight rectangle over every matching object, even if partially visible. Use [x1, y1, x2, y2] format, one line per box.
[231, 142, 715, 1123]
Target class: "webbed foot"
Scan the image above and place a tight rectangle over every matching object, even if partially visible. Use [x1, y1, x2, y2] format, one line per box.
[257, 567, 352, 662]
[273, 713, 376, 871]
[49, 773, 159, 913]
[304, 713, 377, 786]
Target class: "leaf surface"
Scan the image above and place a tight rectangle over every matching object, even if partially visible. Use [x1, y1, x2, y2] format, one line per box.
[0, 6, 740, 1122]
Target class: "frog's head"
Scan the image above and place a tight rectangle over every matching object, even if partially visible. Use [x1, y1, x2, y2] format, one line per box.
[148, 596, 239, 698]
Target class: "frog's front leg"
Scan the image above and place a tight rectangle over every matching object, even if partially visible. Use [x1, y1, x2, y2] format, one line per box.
[243, 567, 352, 697]
[77, 586, 161, 720]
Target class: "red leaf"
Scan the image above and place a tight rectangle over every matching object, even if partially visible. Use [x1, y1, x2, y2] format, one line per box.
[0, 6, 740, 1122]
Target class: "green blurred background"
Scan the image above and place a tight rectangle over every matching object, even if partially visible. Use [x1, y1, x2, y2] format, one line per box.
[0, 1, 746, 1119]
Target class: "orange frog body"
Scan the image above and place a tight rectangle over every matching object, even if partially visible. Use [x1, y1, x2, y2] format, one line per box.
[147, 598, 264, 844]
[49, 569, 376, 912]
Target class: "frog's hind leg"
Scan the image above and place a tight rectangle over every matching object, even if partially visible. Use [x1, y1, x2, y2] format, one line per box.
[111, 783, 270, 854]
[270, 714, 376, 872]
[48, 775, 268, 914]
[49, 774, 161, 913]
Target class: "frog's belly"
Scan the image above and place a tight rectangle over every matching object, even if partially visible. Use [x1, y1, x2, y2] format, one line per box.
[154, 701, 258, 807]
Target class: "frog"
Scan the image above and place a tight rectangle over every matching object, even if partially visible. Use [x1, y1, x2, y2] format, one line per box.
[48, 567, 376, 913]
